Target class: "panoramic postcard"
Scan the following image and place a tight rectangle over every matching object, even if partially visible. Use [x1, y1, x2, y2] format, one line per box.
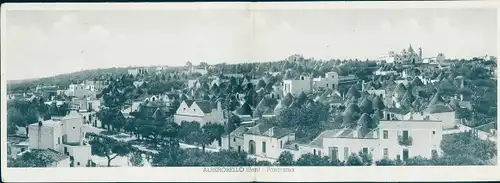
[2, 2, 499, 182]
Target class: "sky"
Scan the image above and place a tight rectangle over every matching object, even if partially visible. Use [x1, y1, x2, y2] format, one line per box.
[4, 8, 498, 80]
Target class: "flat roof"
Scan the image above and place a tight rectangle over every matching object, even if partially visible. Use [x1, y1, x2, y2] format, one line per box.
[29, 120, 62, 127]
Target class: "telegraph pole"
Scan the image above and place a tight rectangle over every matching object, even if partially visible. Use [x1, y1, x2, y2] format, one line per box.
[226, 94, 231, 151]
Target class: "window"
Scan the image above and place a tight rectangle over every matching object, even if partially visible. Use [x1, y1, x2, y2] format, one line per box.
[280, 141, 283, 149]
[383, 130, 388, 139]
[233, 138, 236, 142]
[301, 76, 305, 80]
[21, 148, 26, 152]
[326, 84, 329, 88]
[58, 137, 61, 144]
[313, 149, 317, 155]
[183, 108, 186, 111]
[238, 146, 241, 152]
[83, 116, 86, 120]
[383, 148, 389, 158]
[344, 147, 349, 160]
[77, 162, 80, 166]
[262, 142, 266, 153]
[432, 131, 436, 135]
[332, 84, 335, 89]
[193, 109, 196, 112]
[397, 155, 401, 161]
[318, 150, 322, 156]
[73, 127, 75, 129]
[363, 148, 369, 154]
[402, 130, 409, 140]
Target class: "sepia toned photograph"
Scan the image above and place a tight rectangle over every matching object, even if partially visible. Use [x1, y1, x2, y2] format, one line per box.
[1, 2, 499, 182]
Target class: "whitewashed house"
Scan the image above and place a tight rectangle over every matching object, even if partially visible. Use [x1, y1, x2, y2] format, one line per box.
[174, 100, 225, 126]
[242, 123, 295, 162]
[283, 75, 313, 97]
[313, 72, 339, 91]
[292, 118, 443, 162]
[28, 111, 92, 167]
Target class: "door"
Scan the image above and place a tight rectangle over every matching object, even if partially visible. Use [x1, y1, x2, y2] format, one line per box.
[248, 140, 256, 155]
[403, 149, 409, 161]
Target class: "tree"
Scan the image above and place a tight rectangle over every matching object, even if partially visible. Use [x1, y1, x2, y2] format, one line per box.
[277, 151, 295, 166]
[346, 153, 364, 166]
[405, 156, 431, 166]
[227, 114, 241, 133]
[257, 79, 266, 89]
[441, 132, 496, 161]
[86, 132, 131, 167]
[455, 108, 472, 121]
[358, 151, 373, 166]
[375, 158, 397, 166]
[296, 153, 331, 166]
[130, 153, 144, 167]
[179, 121, 202, 144]
[203, 123, 225, 146]
[7, 102, 39, 135]
[8, 149, 58, 167]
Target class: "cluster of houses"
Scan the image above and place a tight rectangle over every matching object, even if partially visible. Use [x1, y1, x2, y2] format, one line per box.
[379, 45, 447, 67]
[160, 69, 459, 163]
[7, 47, 497, 166]
[8, 79, 106, 167]
[10, 111, 93, 167]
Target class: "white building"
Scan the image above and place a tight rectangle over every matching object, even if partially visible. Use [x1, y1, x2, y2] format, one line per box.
[292, 118, 443, 162]
[222, 123, 295, 162]
[190, 66, 208, 75]
[283, 75, 313, 97]
[174, 100, 225, 126]
[66, 83, 96, 99]
[28, 111, 92, 167]
[313, 72, 339, 91]
[128, 68, 148, 76]
[382, 45, 423, 64]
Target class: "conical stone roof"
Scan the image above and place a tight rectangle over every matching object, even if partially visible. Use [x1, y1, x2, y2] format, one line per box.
[235, 102, 253, 116]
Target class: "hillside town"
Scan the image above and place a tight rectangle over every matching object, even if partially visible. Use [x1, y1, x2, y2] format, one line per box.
[7, 45, 498, 167]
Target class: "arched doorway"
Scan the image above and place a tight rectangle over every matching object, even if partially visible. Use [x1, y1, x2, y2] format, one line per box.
[248, 140, 256, 155]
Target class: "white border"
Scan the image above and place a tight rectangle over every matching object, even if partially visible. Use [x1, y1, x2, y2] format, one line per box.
[1, 2, 500, 182]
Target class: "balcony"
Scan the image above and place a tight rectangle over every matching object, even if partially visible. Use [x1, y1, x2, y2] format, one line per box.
[397, 136, 412, 146]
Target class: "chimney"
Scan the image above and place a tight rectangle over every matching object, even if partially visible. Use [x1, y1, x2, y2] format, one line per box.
[217, 100, 222, 112]
[352, 128, 359, 138]
[268, 127, 274, 137]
